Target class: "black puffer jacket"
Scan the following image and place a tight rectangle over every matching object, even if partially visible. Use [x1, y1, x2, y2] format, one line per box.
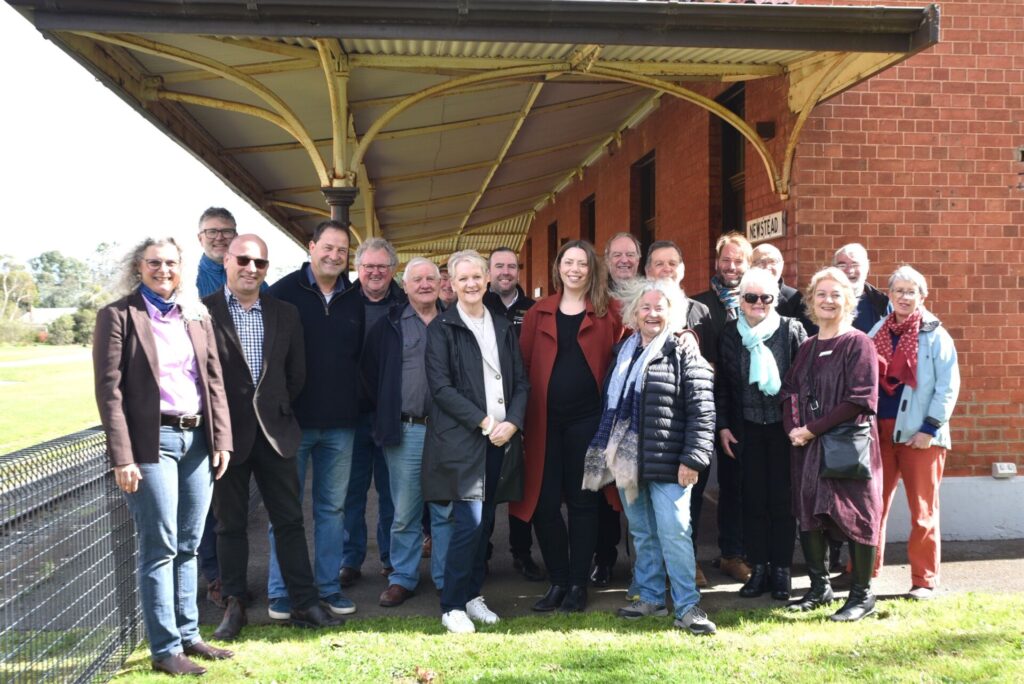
[634, 335, 716, 481]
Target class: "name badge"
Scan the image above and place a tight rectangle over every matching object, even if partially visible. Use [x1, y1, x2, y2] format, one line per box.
[818, 350, 833, 357]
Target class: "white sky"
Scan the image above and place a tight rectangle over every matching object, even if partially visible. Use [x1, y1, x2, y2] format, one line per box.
[0, 4, 307, 279]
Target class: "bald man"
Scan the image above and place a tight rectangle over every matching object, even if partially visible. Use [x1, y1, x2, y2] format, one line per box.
[204, 234, 341, 639]
[750, 243, 814, 333]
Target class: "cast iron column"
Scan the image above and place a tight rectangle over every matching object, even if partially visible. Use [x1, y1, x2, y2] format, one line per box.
[321, 186, 359, 228]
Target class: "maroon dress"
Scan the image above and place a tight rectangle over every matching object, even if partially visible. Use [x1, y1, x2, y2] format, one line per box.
[780, 330, 882, 546]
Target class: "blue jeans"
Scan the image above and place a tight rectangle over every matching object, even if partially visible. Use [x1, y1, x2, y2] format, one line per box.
[267, 427, 354, 599]
[384, 423, 453, 590]
[620, 480, 700, 618]
[342, 413, 393, 568]
[124, 426, 213, 661]
[440, 445, 501, 614]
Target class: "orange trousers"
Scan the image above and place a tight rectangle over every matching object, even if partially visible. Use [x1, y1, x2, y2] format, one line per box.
[874, 418, 946, 588]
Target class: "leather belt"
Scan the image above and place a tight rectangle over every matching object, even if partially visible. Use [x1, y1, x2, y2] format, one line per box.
[160, 413, 203, 429]
[400, 414, 428, 426]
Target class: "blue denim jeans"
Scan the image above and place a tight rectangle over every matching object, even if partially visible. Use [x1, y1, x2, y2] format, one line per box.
[267, 427, 355, 599]
[124, 426, 213, 661]
[384, 423, 453, 590]
[620, 480, 700, 618]
[342, 413, 393, 569]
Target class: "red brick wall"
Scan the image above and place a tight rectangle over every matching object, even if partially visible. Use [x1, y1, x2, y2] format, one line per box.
[521, 0, 1024, 474]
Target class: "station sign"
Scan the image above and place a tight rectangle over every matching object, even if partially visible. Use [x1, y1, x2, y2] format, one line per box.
[746, 211, 786, 244]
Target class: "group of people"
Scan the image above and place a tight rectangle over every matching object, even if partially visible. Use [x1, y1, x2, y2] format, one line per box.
[93, 207, 960, 675]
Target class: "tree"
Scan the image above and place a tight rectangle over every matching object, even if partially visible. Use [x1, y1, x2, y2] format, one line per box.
[46, 314, 76, 345]
[0, 255, 37, 320]
[72, 307, 97, 345]
[30, 250, 92, 308]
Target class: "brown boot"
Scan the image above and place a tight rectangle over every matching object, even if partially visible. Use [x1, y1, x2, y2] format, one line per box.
[718, 556, 752, 583]
[213, 596, 247, 641]
[695, 563, 709, 588]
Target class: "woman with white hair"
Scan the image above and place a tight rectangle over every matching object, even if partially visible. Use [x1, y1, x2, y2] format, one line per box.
[715, 267, 807, 600]
[421, 250, 529, 633]
[781, 267, 882, 622]
[868, 265, 960, 600]
[583, 278, 717, 635]
[93, 237, 233, 675]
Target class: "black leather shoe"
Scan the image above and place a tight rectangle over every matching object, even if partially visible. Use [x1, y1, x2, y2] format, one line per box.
[291, 602, 344, 629]
[213, 596, 247, 641]
[830, 585, 876, 622]
[532, 585, 567, 612]
[513, 554, 546, 582]
[589, 564, 612, 587]
[559, 585, 588, 613]
[739, 564, 770, 598]
[771, 567, 792, 601]
[152, 653, 206, 676]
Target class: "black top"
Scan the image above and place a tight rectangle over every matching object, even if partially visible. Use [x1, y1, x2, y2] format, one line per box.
[548, 309, 600, 421]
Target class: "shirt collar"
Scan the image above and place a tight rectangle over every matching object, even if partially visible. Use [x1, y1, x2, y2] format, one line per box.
[303, 262, 347, 294]
[225, 284, 262, 311]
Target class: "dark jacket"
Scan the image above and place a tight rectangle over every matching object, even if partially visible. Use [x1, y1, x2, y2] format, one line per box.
[93, 291, 233, 467]
[683, 296, 716, 363]
[361, 300, 441, 448]
[634, 334, 716, 480]
[268, 264, 363, 429]
[692, 289, 731, 365]
[776, 280, 816, 334]
[483, 286, 535, 337]
[852, 282, 890, 333]
[203, 289, 305, 463]
[713, 316, 807, 460]
[422, 306, 530, 503]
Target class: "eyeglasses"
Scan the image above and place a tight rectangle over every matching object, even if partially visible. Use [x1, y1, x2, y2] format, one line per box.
[200, 228, 237, 239]
[753, 258, 780, 268]
[742, 293, 775, 305]
[143, 259, 179, 270]
[230, 254, 269, 270]
[891, 288, 919, 298]
[360, 264, 391, 272]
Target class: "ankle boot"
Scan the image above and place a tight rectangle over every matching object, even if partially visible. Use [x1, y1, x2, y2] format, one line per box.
[739, 564, 770, 598]
[770, 566, 792, 601]
[558, 585, 588, 613]
[831, 542, 877, 622]
[788, 531, 834, 612]
[532, 585, 567, 612]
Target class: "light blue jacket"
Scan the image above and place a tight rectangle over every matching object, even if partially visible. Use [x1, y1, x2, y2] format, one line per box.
[868, 308, 960, 449]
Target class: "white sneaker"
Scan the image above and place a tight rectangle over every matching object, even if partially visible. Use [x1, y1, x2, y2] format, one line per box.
[465, 596, 500, 625]
[441, 609, 475, 633]
[907, 586, 934, 601]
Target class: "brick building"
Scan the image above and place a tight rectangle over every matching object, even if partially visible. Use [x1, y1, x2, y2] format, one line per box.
[520, 0, 1024, 539]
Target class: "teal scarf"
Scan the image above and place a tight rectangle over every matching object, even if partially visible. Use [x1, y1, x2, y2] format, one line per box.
[737, 310, 781, 396]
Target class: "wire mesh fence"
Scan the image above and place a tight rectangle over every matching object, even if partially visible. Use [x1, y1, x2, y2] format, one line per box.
[1, 428, 139, 684]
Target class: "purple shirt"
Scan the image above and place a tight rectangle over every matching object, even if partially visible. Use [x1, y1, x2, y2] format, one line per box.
[143, 297, 203, 416]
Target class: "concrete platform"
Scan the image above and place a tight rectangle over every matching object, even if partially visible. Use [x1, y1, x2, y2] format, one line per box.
[198, 481, 1024, 627]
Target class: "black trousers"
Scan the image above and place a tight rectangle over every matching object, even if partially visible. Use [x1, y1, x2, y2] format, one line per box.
[716, 441, 745, 558]
[532, 413, 601, 587]
[508, 513, 534, 557]
[214, 430, 317, 609]
[593, 497, 621, 567]
[739, 421, 796, 567]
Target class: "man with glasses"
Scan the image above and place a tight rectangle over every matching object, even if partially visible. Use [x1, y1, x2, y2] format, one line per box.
[267, 220, 364, 619]
[204, 234, 341, 639]
[196, 207, 239, 297]
[834, 242, 889, 333]
[751, 242, 814, 334]
[340, 238, 405, 588]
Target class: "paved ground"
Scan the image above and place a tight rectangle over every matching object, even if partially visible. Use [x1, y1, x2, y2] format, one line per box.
[198, 482, 1024, 628]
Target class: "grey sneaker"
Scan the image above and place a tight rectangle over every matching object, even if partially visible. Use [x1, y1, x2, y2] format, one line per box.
[617, 600, 668, 619]
[674, 606, 717, 635]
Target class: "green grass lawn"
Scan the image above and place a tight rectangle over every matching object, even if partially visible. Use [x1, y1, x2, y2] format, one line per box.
[0, 344, 98, 454]
[112, 593, 1024, 683]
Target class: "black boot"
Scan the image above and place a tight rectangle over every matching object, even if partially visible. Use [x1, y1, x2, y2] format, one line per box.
[558, 585, 588, 613]
[788, 531, 834, 612]
[831, 542, 877, 622]
[532, 585, 567, 612]
[770, 566, 792, 601]
[739, 564, 770, 598]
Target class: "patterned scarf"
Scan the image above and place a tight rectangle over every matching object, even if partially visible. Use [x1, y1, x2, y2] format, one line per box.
[711, 274, 741, 321]
[582, 329, 668, 504]
[873, 308, 922, 396]
[139, 284, 177, 316]
[737, 309, 782, 396]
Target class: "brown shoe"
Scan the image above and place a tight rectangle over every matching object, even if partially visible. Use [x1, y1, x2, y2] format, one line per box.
[212, 596, 247, 641]
[152, 653, 206, 676]
[422, 535, 432, 558]
[719, 556, 752, 583]
[339, 566, 362, 588]
[206, 578, 226, 609]
[183, 641, 234, 661]
[291, 602, 344, 629]
[695, 563, 709, 588]
[379, 584, 414, 608]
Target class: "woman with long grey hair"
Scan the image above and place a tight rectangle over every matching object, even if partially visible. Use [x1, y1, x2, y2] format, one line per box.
[94, 237, 234, 675]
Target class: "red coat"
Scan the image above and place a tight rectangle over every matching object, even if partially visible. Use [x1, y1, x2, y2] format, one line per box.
[510, 294, 624, 522]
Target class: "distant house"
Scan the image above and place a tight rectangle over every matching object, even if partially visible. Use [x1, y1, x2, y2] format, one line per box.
[21, 308, 76, 327]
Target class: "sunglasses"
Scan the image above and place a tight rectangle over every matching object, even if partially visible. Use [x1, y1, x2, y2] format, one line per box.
[742, 293, 775, 305]
[231, 254, 269, 270]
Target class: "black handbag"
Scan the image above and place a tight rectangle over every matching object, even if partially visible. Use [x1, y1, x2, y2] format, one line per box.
[803, 338, 873, 480]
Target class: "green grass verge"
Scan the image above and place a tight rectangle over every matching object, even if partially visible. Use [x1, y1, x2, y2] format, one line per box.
[112, 593, 1024, 683]
[0, 344, 97, 453]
